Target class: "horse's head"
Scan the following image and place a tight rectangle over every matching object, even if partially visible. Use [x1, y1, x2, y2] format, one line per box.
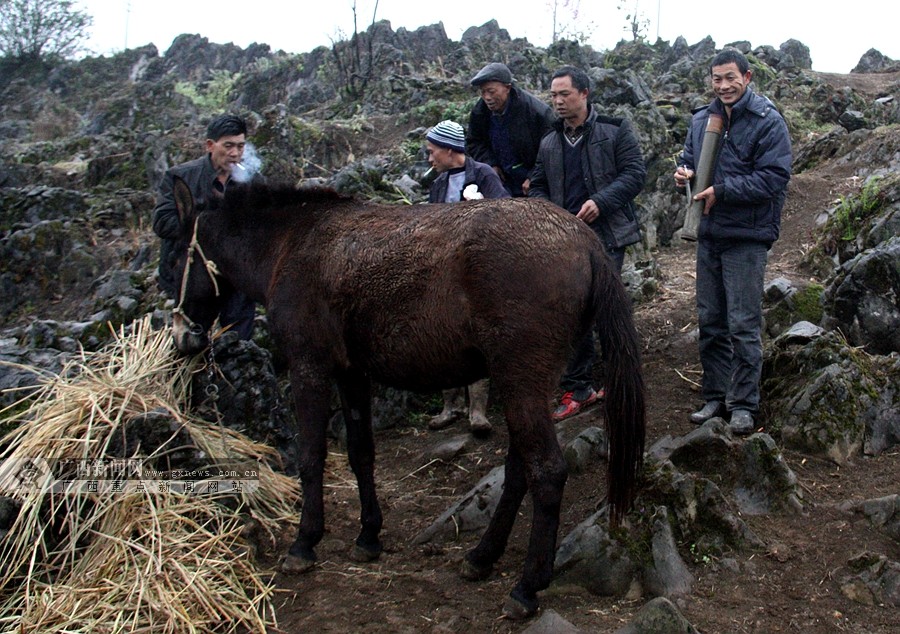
[169, 177, 225, 355]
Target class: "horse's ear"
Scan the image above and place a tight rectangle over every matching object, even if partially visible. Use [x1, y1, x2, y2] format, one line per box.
[172, 176, 194, 223]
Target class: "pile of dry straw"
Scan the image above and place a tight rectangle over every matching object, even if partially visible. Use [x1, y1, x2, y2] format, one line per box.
[0, 317, 300, 633]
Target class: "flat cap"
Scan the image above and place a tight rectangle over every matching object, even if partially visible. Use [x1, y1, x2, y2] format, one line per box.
[470, 62, 513, 86]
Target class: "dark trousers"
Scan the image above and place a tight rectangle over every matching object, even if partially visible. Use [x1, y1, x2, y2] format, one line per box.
[160, 271, 256, 341]
[159, 238, 256, 341]
[504, 165, 530, 197]
[696, 240, 768, 413]
[219, 292, 257, 340]
[559, 245, 626, 394]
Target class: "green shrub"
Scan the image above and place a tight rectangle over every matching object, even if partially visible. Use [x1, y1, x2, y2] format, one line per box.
[831, 176, 884, 242]
[401, 98, 476, 129]
[174, 70, 240, 114]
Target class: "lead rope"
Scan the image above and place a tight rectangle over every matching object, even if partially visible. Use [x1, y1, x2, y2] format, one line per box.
[204, 337, 234, 472]
[171, 217, 222, 331]
[171, 217, 235, 481]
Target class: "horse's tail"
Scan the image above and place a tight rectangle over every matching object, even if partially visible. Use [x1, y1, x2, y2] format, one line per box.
[590, 248, 646, 527]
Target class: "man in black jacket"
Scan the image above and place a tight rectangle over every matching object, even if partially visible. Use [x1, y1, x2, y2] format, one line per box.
[152, 113, 258, 340]
[530, 65, 646, 421]
[467, 62, 556, 197]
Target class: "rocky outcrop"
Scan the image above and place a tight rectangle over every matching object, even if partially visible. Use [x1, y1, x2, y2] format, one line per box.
[816, 172, 900, 354]
[762, 329, 900, 461]
[852, 49, 900, 74]
[547, 423, 799, 602]
[157, 34, 273, 82]
[751, 39, 812, 72]
[821, 236, 900, 354]
[190, 332, 298, 472]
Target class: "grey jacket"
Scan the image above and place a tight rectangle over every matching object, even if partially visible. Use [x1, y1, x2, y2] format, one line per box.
[680, 88, 792, 246]
[529, 106, 646, 249]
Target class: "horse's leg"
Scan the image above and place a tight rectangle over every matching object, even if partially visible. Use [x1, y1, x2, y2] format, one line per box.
[461, 440, 527, 580]
[282, 372, 332, 573]
[494, 395, 568, 619]
[335, 368, 383, 561]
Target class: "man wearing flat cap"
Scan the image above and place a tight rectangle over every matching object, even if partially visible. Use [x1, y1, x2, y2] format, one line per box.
[467, 62, 556, 197]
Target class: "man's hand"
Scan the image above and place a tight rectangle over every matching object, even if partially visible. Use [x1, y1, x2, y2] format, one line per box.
[522, 178, 531, 195]
[674, 165, 694, 188]
[576, 199, 600, 223]
[693, 186, 717, 214]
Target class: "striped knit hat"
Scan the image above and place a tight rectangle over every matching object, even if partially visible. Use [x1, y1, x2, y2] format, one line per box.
[425, 120, 466, 153]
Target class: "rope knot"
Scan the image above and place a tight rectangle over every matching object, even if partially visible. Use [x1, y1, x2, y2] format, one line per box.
[173, 217, 222, 328]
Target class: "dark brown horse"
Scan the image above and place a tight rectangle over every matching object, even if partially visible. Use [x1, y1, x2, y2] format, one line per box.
[168, 178, 645, 619]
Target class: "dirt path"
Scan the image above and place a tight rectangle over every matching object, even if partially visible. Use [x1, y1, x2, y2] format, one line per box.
[808, 70, 900, 98]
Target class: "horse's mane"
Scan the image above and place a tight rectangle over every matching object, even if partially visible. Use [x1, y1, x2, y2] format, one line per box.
[222, 182, 352, 220]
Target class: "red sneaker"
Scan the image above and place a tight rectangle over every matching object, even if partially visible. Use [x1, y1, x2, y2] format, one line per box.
[552, 389, 600, 421]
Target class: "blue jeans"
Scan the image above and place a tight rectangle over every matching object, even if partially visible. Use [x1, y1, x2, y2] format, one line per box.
[559, 245, 626, 394]
[696, 240, 768, 413]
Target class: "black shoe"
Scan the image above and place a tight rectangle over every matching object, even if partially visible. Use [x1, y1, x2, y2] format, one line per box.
[689, 400, 725, 424]
[729, 409, 755, 436]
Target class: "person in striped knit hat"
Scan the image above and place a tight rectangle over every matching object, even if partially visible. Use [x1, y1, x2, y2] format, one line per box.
[425, 119, 509, 203]
[424, 119, 508, 435]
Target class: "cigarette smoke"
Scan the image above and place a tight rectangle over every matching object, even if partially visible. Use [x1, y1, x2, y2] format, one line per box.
[231, 142, 262, 183]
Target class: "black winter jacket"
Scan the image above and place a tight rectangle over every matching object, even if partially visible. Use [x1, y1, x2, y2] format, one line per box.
[152, 156, 221, 294]
[529, 106, 646, 249]
[467, 87, 556, 176]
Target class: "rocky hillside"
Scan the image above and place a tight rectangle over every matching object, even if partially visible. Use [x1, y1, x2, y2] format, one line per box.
[1, 22, 898, 325]
[1, 19, 899, 633]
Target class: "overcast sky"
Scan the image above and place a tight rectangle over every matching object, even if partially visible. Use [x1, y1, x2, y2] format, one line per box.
[80, 0, 898, 74]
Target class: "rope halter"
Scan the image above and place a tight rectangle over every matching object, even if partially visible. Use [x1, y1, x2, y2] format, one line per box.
[172, 216, 221, 334]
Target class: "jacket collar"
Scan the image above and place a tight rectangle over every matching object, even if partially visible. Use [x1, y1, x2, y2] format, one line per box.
[713, 87, 771, 119]
[553, 103, 597, 133]
[489, 86, 521, 117]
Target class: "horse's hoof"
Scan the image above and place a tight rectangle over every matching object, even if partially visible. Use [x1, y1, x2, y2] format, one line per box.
[501, 593, 538, 620]
[281, 553, 316, 574]
[350, 541, 383, 563]
[459, 558, 493, 581]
